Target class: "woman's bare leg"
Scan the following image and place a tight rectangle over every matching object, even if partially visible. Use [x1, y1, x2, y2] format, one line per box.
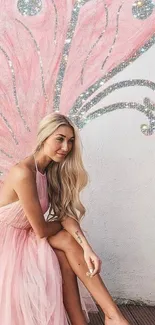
[48, 230, 130, 325]
[54, 248, 87, 325]
[46, 222, 87, 324]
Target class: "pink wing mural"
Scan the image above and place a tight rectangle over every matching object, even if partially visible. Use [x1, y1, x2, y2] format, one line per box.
[0, 0, 155, 183]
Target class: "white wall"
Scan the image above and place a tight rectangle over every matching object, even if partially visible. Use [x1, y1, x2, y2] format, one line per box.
[80, 44, 155, 305]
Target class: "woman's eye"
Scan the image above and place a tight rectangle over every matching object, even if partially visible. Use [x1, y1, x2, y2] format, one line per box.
[57, 137, 63, 142]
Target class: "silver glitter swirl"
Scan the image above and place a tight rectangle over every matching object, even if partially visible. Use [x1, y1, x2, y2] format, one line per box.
[79, 102, 146, 128]
[53, 0, 90, 111]
[81, 1, 109, 85]
[51, 0, 58, 44]
[141, 97, 155, 134]
[143, 96, 155, 110]
[78, 100, 155, 136]
[132, 0, 154, 20]
[69, 33, 155, 118]
[74, 79, 155, 120]
[101, 3, 123, 70]
[17, 0, 42, 16]
[0, 112, 18, 145]
[16, 19, 48, 103]
[0, 46, 30, 132]
[0, 149, 13, 159]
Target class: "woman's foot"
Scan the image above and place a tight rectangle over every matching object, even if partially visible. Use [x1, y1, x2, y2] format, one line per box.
[105, 313, 130, 325]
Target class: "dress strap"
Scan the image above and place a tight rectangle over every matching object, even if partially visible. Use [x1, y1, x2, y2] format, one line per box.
[33, 154, 38, 173]
[33, 154, 46, 176]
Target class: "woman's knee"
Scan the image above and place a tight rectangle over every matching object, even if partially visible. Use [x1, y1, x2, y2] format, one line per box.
[48, 229, 78, 252]
[59, 230, 77, 252]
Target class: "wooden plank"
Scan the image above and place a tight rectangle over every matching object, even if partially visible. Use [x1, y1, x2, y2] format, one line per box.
[119, 305, 139, 325]
[127, 305, 155, 325]
[89, 311, 104, 325]
[89, 305, 155, 325]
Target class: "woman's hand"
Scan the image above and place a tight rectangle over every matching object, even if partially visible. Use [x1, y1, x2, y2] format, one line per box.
[84, 246, 102, 277]
[61, 217, 102, 276]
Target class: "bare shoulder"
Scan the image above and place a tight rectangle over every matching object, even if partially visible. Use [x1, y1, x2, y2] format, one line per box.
[0, 157, 37, 207]
[9, 161, 35, 185]
[11, 164, 33, 178]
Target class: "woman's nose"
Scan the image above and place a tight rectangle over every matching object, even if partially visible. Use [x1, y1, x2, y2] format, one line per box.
[62, 141, 68, 152]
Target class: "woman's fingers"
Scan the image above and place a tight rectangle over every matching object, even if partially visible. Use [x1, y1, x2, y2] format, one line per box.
[91, 257, 101, 276]
[84, 249, 102, 277]
[85, 257, 102, 277]
[85, 256, 95, 277]
[85, 257, 94, 276]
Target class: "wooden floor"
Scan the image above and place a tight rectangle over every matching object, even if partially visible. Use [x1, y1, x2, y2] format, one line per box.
[89, 305, 155, 325]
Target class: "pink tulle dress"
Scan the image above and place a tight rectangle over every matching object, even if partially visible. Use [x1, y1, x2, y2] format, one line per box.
[0, 164, 69, 325]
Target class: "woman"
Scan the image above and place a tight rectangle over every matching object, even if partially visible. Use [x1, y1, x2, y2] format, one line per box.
[0, 113, 130, 325]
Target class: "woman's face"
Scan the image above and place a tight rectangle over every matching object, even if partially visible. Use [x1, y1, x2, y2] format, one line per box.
[44, 125, 75, 162]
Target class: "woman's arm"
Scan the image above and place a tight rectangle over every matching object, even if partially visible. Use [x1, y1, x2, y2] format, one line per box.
[61, 217, 101, 276]
[61, 216, 90, 250]
[12, 165, 62, 238]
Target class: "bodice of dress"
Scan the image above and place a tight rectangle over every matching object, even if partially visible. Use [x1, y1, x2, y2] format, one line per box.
[0, 170, 49, 229]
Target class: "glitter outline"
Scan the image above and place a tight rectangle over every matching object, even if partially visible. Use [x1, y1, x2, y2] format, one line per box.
[69, 34, 155, 118]
[0, 112, 18, 145]
[76, 79, 155, 118]
[16, 19, 48, 103]
[53, 0, 91, 111]
[81, 0, 109, 85]
[51, 0, 58, 44]
[0, 45, 30, 132]
[0, 149, 13, 159]
[79, 101, 154, 136]
[101, 3, 123, 70]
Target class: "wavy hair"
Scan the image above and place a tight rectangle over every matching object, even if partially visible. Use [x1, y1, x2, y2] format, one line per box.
[34, 113, 88, 222]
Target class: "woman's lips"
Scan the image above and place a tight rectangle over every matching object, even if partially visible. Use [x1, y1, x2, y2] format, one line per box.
[57, 153, 67, 156]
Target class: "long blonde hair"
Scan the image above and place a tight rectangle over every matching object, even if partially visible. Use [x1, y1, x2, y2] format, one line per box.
[34, 113, 88, 222]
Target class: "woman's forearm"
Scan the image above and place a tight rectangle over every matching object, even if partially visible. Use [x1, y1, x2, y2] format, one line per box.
[45, 221, 62, 237]
[61, 217, 91, 250]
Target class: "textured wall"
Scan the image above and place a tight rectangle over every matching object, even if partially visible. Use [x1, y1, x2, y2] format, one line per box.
[81, 44, 155, 304]
[1, 0, 155, 306]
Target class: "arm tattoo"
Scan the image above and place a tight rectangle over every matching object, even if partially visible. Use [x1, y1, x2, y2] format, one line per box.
[75, 231, 83, 245]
